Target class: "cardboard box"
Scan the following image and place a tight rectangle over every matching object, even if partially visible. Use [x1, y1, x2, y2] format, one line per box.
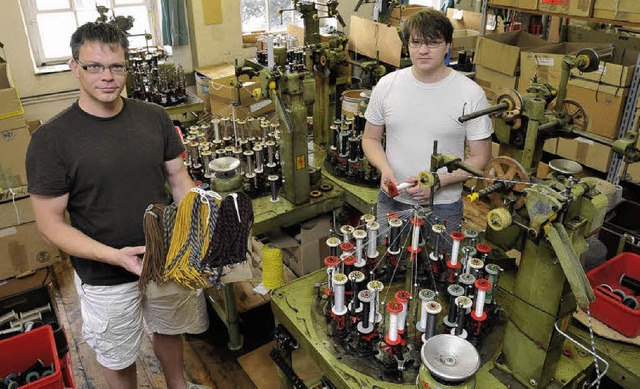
[518, 42, 608, 93]
[447, 8, 504, 34]
[349, 15, 404, 68]
[265, 215, 332, 277]
[519, 0, 539, 10]
[594, 0, 640, 23]
[0, 63, 23, 120]
[475, 65, 519, 100]
[0, 115, 26, 132]
[627, 161, 640, 182]
[0, 197, 35, 230]
[537, 161, 551, 178]
[209, 95, 275, 120]
[556, 137, 612, 172]
[538, 0, 570, 14]
[195, 63, 263, 113]
[0, 221, 62, 281]
[475, 31, 548, 76]
[566, 84, 625, 139]
[389, 5, 427, 26]
[543, 138, 558, 154]
[570, 0, 595, 16]
[451, 29, 480, 60]
[0, 125, 30, 190]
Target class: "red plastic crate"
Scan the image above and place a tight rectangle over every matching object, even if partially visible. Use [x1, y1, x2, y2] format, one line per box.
[0, 325, 64, 389]
[585, 252, 640, 338]
[59, 352, 75, 389]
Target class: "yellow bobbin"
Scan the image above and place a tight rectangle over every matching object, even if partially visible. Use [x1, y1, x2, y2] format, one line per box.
[262, 244, 286, 290]
[417, 171, 436, 188]
[487, 208, 512, 231]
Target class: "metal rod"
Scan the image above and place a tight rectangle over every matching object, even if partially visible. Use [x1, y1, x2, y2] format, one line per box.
[458, 102, 509, 123]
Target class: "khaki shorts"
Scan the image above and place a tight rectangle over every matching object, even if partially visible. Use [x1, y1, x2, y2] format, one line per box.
[74, 273, 209, 370]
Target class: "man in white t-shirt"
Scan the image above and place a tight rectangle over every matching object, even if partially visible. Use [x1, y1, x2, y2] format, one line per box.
[363, 8, 493, 240]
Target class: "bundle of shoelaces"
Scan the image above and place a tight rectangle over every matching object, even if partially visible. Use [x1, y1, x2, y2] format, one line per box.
[139, 188, 254, 290]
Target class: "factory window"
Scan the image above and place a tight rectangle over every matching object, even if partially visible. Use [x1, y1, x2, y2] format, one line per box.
[241, 0, 300, 33]
[20, 0, 160, 66]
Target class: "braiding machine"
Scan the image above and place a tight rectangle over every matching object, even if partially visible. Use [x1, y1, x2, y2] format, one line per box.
[267, 47, 640, 389]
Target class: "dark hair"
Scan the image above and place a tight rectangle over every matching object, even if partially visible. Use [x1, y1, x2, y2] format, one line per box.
[70, 22, 129, 60]
[402, 9, 454, 45]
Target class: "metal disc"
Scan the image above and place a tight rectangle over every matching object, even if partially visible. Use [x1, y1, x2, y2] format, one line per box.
[576, 48, 601, 72]
[209, 157, 241, 172]
[548, 159, 583, 176]
[496, 88, 523, 112]
[420, 334, 480, 383]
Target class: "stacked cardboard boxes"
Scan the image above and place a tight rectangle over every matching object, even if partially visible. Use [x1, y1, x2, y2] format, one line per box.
[194, 63, 274, 120]
[594, 0, 640, 23]
[474, 31, 548, 100]
[0, 62, 60, 281]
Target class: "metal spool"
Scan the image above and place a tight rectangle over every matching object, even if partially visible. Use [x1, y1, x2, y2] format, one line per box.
[419, 334, 480, 385]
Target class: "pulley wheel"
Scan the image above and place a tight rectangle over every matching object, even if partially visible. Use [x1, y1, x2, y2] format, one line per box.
[549, 99, 589, 132]
[483, 156, 529, 192]
[482, 156, 529, 209]
[495, 88, 523, 113]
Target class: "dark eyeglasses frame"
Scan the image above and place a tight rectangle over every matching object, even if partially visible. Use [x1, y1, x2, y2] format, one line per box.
[75, 58, 128, 75]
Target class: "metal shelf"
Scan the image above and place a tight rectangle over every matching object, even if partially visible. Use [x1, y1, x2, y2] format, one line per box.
[487, 3, 640, 29]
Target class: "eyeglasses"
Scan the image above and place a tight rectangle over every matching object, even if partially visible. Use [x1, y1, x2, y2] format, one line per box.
[408, 40, 445, 49]
[75, 58, 128, 75]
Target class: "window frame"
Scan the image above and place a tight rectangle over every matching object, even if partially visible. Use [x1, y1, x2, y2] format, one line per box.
[20, 0, 162, 67]
[241, 0, 299, 34]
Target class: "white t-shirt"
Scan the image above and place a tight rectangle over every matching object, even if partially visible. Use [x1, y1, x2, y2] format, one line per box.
[365, 67, 493, 205]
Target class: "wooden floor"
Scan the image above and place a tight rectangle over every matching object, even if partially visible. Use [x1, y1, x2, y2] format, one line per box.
[51, 259, 260, 389]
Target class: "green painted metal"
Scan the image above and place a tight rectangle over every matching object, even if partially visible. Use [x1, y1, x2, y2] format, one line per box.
[418, 366, 476, 388]
[252, 182, 345, 236]
[546, 223, 594, 308]
[272, 71, 314, 205]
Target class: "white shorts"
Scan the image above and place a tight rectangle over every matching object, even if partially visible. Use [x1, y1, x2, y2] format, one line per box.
[74, 273, 209, 370]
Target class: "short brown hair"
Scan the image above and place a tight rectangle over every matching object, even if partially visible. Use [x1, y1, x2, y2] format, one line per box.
[70, 22, 129, 60]
[402, 9, 454, 45]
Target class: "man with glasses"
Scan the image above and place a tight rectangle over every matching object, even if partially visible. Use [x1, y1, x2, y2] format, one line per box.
[26, 22, 209, 389]
[362, 8, 493, 240]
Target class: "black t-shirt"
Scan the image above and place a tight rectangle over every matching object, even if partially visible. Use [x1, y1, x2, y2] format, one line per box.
[26, 98, 184, 286]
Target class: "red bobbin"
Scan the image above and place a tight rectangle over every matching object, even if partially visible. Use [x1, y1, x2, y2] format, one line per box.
[343, 255, 357, 266]
[475, 278, 492, 292]
[476, 243, 492, 255]
[385, 301, 404, 346]
[410, 217, 425, 227]
[451, 231, 465, 242]
[324, 256, 340, 267]
[395, 290, 411, 304]
[340, 242, 355, 252]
